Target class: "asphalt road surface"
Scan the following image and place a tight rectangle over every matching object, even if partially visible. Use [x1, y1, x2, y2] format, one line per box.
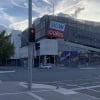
[0, 66, 100, 99]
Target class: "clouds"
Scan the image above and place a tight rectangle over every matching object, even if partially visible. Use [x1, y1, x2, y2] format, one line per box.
[54, 0, 84, 15]
[0, 8, 21, 26]
[50, 0, 100, 22]
[0, 0, 27, 28]
[0, 0, 100, 31]
[0, 0, 12, 8]
[11, 0, 27, 8]
[10, 17, 37, 31]
[0, 8, 17, 25]
[31, 1, 52, 16]
[10, 19, 28, 31]
[78, 0, 100, 21]
[42, 0, 52, 5]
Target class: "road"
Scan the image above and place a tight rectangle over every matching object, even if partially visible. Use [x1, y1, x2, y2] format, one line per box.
[0, 66, 100, 99]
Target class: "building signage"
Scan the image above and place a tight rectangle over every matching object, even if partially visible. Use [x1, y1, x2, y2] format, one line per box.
[49, 21, 65, 38]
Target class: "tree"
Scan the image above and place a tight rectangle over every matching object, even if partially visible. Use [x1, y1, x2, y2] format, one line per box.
[0, 30, 14, 61]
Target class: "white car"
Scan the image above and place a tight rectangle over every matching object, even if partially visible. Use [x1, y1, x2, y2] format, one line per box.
[40, 64, 53, 69]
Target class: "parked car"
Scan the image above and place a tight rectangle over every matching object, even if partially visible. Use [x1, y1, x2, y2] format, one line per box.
[40, 63, 53, 69]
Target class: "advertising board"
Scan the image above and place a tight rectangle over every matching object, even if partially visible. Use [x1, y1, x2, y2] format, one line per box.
[49, 21, 65, 38]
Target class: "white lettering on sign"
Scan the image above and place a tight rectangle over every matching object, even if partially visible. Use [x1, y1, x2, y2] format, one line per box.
[50, 21, 65, 31]
[49, 29, 64, 38]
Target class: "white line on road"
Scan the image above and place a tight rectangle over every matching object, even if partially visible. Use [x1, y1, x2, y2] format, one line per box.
[0, 91, 25, 96]
[58, 83, 78, 87]
[79, 92, 100, 100]
[36, 77, 100, 84]
[20, 82, 77, 95]
[80, 68, 97, 69]
[0, 71, 15, 74]
[72, 85, 100, 91]
[79, 81, 100, 86]
[54, 88, 77, 95]
[19, 82, 56, 89]
[89, 88, 100, 93]
[27, 92, 45, 100]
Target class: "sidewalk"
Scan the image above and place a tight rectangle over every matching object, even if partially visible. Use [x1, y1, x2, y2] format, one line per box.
[0, 81, 99, 100]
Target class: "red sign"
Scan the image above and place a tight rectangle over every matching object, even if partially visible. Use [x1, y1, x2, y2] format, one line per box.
[48, 21, 65, 39]
[48, 29, 64, 38]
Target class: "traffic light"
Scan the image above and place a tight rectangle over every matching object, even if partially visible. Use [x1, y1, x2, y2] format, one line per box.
[35, 43, 40, 50]
[29, 28, 35, 42]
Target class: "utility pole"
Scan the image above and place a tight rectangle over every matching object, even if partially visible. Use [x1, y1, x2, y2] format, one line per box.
[52, 0, 54, 16]
[28, 0, 33, 90]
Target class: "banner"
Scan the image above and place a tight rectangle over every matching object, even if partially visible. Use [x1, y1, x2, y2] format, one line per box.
[49, 21, 65, 38]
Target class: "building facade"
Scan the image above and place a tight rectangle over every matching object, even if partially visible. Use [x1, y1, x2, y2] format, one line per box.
[7, 30, 22, 66]
[21, 15, 100, 67]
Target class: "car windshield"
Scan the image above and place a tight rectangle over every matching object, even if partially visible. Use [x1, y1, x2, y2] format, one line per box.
[0, 0, 100, 100]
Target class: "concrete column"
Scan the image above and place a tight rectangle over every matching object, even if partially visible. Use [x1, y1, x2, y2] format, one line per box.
[54, 55, 56, 65]
[44, 56, 47, 65]
[39, 56, 40, 67]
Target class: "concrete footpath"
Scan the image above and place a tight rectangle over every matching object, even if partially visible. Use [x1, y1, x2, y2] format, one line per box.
[0, 81, 99, 100]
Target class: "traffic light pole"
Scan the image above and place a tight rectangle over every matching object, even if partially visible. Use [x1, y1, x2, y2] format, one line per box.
[28, 0, 33, 90]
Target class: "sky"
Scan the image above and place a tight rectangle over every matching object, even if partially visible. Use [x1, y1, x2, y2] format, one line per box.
[0, 0, 100, 31]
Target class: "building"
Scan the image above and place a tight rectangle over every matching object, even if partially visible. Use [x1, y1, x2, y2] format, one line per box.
[7, 30, 22, 66]
[21, 15, 100, 67]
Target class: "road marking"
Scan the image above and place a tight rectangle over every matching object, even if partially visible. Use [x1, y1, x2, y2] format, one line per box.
[32, 90, 51, 93]
[54, 88, 77, 95]
[27, 92, 45, 100]
[80, 68, 97, 69]
[0, 91, 25, 96]
[20, 82, 77, 95]
[19, 82, 56, 89]
[36, 77, 100, 84]
[72, 85, 100, 91]
[70, 85, 100, 99]
[0, 71, 15, 74]
[89, 88, 100, 93]
[58, 83, 78, 87]
[79, 92, 100, 100]
[79, 81, 100, 86]
[36, 80, 67, 84]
